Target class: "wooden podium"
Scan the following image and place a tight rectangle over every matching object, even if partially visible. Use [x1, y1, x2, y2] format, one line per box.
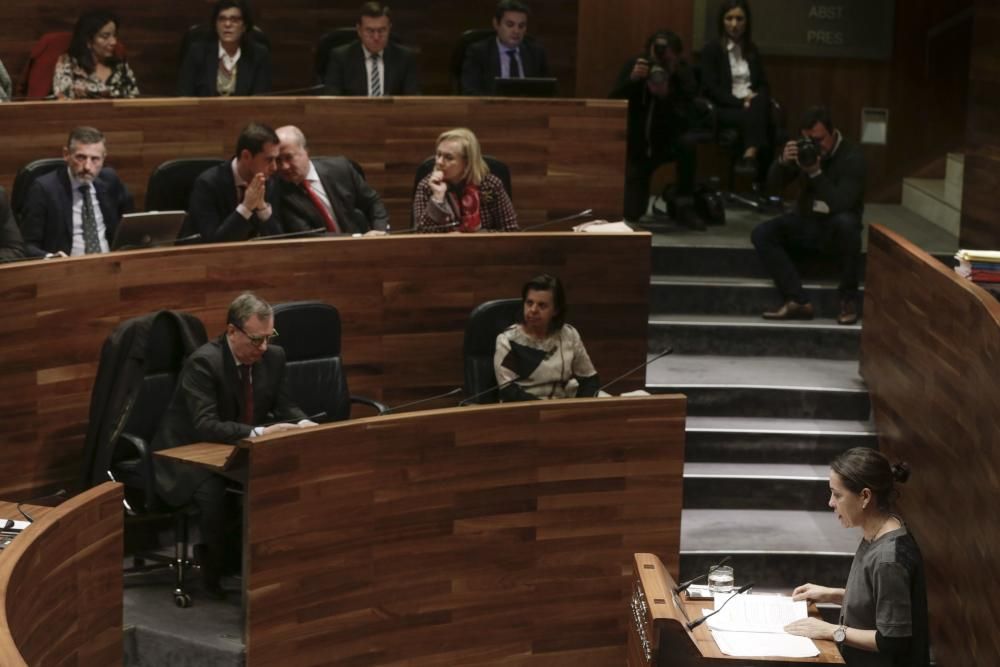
[628, 553, 844, 666]
[160, 395, 687, 665]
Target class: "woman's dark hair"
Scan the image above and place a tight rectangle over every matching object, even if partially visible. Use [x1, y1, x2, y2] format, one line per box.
[521, 273, 566, 333]
[831, 447, 911, 512]
[211, 0, 255, 42]
[716, 0, 755, 51]
[68, 10, 120, 73]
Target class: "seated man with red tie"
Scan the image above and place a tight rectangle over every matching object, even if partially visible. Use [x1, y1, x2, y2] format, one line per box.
[152, 292, 315, 598]
[460, 0, 550, 95]
[274, 125, 389, 236]
[187, 122, 283, 242]
[21, 126, 134, 258]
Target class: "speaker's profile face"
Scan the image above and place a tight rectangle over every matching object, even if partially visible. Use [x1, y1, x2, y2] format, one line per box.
[828, 471, 864, 530]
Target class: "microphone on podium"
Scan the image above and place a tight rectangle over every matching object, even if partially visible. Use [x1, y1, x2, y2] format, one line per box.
[118, 232, 202, 251]
[458, 376, 522, 407]
[686, 582, 754, 631]
[250, 228, 329, 242]
[598, 346, 673, 394]
[674, 556, 732, 594]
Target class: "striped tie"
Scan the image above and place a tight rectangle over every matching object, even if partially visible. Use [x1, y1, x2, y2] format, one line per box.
[370, 53, 381, 97]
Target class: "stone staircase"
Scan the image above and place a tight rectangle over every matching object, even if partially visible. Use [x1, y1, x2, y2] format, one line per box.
[645, 237, 874, 592]
[902, 152, 963, 237]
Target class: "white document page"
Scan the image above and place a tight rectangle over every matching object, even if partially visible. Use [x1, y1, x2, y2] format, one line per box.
[698, 594, 820, 658]
[711, 629, 820, 658]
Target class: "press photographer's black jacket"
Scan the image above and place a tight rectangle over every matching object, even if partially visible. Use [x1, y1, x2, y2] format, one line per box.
[768, 133, 866, 220]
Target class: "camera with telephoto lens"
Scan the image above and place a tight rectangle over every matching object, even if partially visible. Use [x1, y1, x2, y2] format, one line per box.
[796, 137, 820, 168]
[653, 41, 668, 60]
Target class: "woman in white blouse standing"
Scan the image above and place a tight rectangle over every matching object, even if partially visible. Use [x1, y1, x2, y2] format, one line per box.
[699, 0, 771, 183]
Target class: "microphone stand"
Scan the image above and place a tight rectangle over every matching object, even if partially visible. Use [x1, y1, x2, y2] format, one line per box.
[250, 228, 330, 242]
[686, 583, 755, 631]
[519, 208, 594, 232]
[458, 377, 521, 406]
[382, 387, 463, 415]
[674, 556, 733, 594]
[118, 232, 203, 251]
[598, 346, 673, 394]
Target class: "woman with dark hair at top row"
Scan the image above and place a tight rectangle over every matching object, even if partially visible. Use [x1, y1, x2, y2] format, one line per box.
[699, 0, 771, 183]
[784, 447, 929, 667]
[493, 274, 600, 402]
[178, 0, 272, 97]
[53, 10, 139, 99]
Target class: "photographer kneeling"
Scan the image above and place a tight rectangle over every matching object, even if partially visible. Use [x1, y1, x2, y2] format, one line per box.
[751, 106, 865, 325]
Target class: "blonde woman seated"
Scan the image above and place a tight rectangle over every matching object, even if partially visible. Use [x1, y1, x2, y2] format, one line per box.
[494, 274, 600, 402]
[413, 127, 519, 233]
[53, 10, 139, 99]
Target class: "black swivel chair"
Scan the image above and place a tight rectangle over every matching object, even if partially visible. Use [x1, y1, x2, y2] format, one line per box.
[83, 310, 208, 607]
[145, 158, 222, 212]
[462, 298, 521, 404]
[10, 158, 64, 221]
[271, 301, 388, 422]
[450, 28, 494, 93]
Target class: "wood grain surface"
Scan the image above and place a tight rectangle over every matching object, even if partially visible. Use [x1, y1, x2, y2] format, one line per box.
[628, 553, 844, 666]
[242, 396, 685, 666]
[861, 224, 1000, 667]
[0, 232, 650, 501]
[0, 96, 627, 226]
[0, 482, 123, 667]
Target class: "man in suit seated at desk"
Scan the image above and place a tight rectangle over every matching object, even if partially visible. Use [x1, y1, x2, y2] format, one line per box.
[323, 2, 420, 97]
[21, 126, 134, 257]
[187, 122, 283, 243]
[460, 0, 550, 95]
[274, 125, 389, 236]
[153, 292, 315, 598]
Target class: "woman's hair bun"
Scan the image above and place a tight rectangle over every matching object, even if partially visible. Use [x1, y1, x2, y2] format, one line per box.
[891, 461, 911, 484]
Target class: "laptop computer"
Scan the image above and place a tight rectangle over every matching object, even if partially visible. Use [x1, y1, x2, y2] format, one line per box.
[493, 76, 558, 98]
[111, 211, 187, 251]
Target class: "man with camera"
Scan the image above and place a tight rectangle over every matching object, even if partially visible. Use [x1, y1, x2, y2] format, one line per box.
[610, 30, 700, 225]
[751, 106, 865, 325]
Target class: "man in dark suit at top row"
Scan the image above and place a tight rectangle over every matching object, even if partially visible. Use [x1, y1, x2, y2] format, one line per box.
[324, 2, 420, 97]
[460, 0, 549, 95]
[21, 126, 133, 257]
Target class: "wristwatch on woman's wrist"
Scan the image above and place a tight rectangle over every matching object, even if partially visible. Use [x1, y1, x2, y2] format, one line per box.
[833, 625, 847, 644]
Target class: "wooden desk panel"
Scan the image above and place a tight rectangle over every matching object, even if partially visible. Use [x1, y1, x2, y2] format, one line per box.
[860, 224, 1000, 667]
[0, 96, 627, 227]
[243, 396, 685, 666]
[0, 482, 123, 667]
[0, 232, 650, 501]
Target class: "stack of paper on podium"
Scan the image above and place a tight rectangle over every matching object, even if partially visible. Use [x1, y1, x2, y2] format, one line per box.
[700, 593, 820, 658]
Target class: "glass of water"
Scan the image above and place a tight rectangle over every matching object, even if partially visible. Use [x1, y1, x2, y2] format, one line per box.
[707, 565, 734, 594]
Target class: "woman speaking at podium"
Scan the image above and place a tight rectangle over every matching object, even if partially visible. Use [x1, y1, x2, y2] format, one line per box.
[493, 274, 599, 402]
[784, 447, 929, 666]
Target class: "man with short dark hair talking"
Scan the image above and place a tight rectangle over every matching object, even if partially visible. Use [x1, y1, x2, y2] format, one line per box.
[274, 125, 389, 235]
[153, 292, 314, 598]
[324, 2, 420, 96]
[188, 122, 282, 242]
[21, 126, 134, 257]
[751, 106, 866, 325]
[461, 0, 549, 95]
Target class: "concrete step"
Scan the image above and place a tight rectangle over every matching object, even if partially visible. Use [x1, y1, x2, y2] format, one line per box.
[651, 275, 864, 319]
[902, 177, 960, 237]
[679, 509, 856, 589]
[685, 416, 877, 464]
[684, 462, 831, 511]
[649, 314, 861, 360]
[650, 243, 867, 281]
[646, 355, 870, 419]
[945, 152, 964, 207]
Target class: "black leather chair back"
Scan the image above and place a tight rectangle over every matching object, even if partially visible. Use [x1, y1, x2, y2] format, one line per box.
[463, 298, 521, 404]
[146, 158, 222, 213]
[451, 28, 494, 93]
[272, 301, 351, 422]
[11, 158, 64, 220]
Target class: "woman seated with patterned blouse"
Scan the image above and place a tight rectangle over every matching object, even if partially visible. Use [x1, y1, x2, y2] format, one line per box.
[413, 127, 519, 233]
[53, 10, 139, 99]
[494, 274, 600, 402]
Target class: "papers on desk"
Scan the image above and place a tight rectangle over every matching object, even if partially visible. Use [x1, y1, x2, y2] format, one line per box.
[699, 593, 820, 658]
[572, 220, 634, 233]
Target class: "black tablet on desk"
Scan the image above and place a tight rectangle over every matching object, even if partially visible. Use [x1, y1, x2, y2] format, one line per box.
[111, 211, 187, 250]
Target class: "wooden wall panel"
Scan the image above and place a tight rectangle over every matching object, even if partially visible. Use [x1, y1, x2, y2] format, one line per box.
[0, 96, 627, 226]
[0, 0, 578, 97]
[0, 483, 123, 667]
[244, 397, 685, 665]
[860, 224, 1000, 667]
[0, 233, 650, 500]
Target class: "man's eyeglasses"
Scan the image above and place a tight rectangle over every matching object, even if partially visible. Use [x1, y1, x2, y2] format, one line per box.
[234, 324, 278, 347]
